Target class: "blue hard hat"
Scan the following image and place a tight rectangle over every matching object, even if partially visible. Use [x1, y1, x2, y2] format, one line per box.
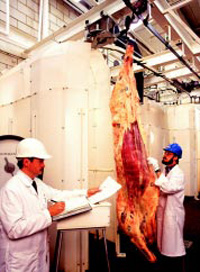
[163, 143, 182, 158]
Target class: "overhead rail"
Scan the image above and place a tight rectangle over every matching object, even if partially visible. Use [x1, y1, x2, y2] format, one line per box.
[23, 0, 126, 55]
[86, 12, 191, 95]
[122, 0, 200, 80]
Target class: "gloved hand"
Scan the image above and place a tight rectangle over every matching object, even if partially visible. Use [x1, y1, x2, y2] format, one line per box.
[147, 157, 160, 172]
[48, 202, 65, 217]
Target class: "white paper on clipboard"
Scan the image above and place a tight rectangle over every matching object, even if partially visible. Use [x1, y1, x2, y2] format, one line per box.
[88, 176, 121, 204]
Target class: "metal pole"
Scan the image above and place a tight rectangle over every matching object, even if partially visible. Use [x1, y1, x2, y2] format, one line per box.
[53, 230, 63, 272]
[80, 230, 83, 272]
[102, 228, 110, 272]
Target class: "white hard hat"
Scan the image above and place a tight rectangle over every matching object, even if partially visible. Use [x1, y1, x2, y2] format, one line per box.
[16, 138, 51, 159]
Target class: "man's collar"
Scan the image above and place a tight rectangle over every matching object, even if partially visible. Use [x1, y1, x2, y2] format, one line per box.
[17, 170, 33, 186]
[165, 164, 177, 175]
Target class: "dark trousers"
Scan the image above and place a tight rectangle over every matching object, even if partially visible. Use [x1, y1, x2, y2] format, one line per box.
[160, 255, 185, 272]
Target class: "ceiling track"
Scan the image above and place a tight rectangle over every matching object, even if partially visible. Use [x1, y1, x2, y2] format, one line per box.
[63, 0, 85, 14]
[122, 0, 200, 80]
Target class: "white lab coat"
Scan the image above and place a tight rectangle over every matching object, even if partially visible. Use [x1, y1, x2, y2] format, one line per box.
[155, 164, 186, 257]
[0, 170, 87, 272]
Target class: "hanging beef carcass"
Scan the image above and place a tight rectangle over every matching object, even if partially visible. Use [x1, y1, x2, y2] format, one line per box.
[110, 45, 159, 262]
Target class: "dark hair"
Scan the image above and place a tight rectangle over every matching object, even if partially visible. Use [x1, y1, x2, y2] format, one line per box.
[17, 158, 35, 169]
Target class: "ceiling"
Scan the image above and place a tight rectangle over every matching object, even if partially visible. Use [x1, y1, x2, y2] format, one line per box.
[1, 0, 200, 103]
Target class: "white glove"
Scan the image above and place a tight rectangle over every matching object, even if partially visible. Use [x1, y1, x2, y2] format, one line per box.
[147, 157, 160, 172]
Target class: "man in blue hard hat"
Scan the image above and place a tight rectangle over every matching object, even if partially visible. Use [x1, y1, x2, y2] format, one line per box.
[148, 143, 185, 272]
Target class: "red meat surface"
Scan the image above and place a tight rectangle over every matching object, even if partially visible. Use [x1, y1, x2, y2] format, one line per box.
[110, 45, 159, 262]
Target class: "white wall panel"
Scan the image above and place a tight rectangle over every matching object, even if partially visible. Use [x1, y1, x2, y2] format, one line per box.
[88, 49, 111, 108]
[88, 49, 113, 178]
[0, 105, 13, 134]
[87, 49, 116, 243]
[139, 100, 167, 166]
[169, 129, 197, 195]
[168, 129, 191, 160]
[11, 99, 31, 137]
[30, 42, 91, 93]
[197, 131, 200, 157]
[30, 89, 65, 189]
[0, 62, 31, 105]
[62, 105, 88, 190]
[88, 106, 116, 242]
[140, 100, 166, 129]
[88, 108, 114, 171]
[165, 105, 198, 196]
[0, 99, 30, 138]
[147, 125, 167, 168]
[58, 44, 90, 272]
[30, 56, 68, 93]
[181, 161, 192, 195]
[166, 104, 195, 130]
[195, 107, 200, 193]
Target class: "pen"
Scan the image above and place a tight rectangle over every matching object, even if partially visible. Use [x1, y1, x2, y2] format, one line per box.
[50, 199, 58, 203]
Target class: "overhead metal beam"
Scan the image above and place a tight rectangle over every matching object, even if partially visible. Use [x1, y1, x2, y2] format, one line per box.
[84, 0, 98, 6]
[23, 0, 126, 55]
[110, 47, 198, 89]
[155, 0, 193, 14]
[110, 48, 194, 77]
[154, 0, 200, 54]
[63, 0, 89, 13]
[144, 66, 193, 86]
[0, 52, 18, 67]
[165, 11, 200, 53]
[130, 29, 157, 55]
[0, 35, 31, 57]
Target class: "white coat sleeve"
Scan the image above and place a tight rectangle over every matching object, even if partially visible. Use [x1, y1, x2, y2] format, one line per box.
[0, 188, 52, 240]
[38, 180, 87, 201]
[155, 171, 184, 194]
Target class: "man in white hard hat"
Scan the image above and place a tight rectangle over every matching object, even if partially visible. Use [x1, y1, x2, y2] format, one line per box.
[0, 138, 99, 272]
[148, 143, 185, 272]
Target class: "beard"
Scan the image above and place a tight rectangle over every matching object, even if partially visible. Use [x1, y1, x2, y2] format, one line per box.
[162, 157, 174, 165]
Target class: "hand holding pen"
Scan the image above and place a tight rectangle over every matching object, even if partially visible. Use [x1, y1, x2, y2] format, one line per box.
[48, 200, 65, 217]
